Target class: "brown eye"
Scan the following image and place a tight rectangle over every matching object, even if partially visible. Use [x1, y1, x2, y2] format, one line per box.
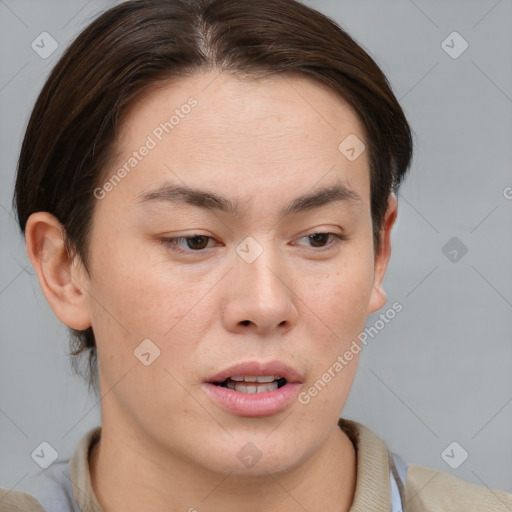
[159, 235, 217, 253]
[308, 233, 333, 248]
[296, 232, 345, 250]
[183, 235, 210, 250]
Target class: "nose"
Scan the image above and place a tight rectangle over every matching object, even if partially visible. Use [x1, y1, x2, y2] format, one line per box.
[221, 241, 299, 336]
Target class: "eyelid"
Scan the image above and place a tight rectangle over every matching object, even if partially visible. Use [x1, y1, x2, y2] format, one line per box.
[293, 232, 347, 250]
[158, 234, 220, 254]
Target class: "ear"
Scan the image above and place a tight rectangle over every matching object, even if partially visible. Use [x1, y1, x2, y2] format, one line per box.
[24, 212, 91, 330]
[367, 194, 398, 314]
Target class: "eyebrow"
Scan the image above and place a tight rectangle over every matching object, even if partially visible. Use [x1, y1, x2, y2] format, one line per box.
[137, 182, 361, 217]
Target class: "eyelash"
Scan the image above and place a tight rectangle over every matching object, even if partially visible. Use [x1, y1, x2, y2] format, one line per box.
[158, 232, 347, 255]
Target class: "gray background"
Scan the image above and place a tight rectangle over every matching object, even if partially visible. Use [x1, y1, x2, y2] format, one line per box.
[1, 0, 511, 497]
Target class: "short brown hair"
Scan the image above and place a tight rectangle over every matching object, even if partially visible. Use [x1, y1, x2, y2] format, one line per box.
[13, 0, 413, 390]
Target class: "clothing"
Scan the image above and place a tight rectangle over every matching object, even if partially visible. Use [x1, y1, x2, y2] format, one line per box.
[1, 418, 511, 511]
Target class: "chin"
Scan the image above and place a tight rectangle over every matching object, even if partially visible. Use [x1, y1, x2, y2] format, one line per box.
[196, 435, 310, 478]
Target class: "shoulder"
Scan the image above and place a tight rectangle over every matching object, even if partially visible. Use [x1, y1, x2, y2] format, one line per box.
[0, 488, 45, 511]
[1, 458, 82, 512]
[1, 426, 101, 512]
[404, 463, 512, 512]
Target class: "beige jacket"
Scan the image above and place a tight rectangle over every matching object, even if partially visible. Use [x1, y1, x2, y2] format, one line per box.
[1, 418, 511, 511]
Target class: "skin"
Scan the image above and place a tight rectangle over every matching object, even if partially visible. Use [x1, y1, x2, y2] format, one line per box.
[25, 70, 397, 511]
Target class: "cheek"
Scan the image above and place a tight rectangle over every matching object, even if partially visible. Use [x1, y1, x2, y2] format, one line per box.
[294, 258, 372, 418]
[88, 235, 181, 326]
[85, 236, 219, 374]
[297, 249, 375, 347]
[86, 246, 205, 415]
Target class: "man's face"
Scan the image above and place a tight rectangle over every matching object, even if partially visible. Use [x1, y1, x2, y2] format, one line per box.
[82, 70, 390, 474]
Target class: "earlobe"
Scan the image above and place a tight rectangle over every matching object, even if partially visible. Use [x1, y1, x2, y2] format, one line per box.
[367, 194, 398, 314]
[24, 212, 91, 330]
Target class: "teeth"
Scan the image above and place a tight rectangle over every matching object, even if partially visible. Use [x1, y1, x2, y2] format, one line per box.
[229, 375, 278, 383]
[226, 381, 279, 393]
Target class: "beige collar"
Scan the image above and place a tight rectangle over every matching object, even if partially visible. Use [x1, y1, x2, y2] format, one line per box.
[338, 417, 392, 511]
[69, 418, 392, 511]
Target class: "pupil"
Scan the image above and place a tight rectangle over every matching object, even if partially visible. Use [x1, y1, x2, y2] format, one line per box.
[309, 233, 328, 247]
[187, 236, 208, 250]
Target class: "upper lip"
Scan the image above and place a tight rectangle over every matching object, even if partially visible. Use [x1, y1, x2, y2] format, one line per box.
[206, 361, 303, 384]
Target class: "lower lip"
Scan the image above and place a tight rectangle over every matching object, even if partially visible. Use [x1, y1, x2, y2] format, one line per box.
[202, 382, 301, 417]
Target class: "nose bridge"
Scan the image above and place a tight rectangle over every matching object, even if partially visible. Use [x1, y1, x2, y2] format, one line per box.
[223, 234, 298, 332]
[236, 235, 289, 302]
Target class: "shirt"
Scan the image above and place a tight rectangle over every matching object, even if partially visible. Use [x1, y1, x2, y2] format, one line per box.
[1, 417, 511, 511]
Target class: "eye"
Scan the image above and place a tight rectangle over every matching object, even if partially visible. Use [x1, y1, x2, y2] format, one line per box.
[295, 232, 346, 250]
[159, 231, 346, 255]
[159, 235, 218, 253]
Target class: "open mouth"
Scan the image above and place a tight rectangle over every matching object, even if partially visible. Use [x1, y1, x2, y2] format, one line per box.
[204, 365, 301, 416]
[213, 376, 288, 393]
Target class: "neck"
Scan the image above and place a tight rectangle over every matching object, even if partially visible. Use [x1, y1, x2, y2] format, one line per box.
[90, 421, 357, 512]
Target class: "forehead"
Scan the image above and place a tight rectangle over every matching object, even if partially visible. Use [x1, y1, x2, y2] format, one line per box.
[105, 70, 370, 209]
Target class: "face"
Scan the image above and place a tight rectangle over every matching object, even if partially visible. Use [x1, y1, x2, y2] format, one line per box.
[54, 71, 394, 475]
